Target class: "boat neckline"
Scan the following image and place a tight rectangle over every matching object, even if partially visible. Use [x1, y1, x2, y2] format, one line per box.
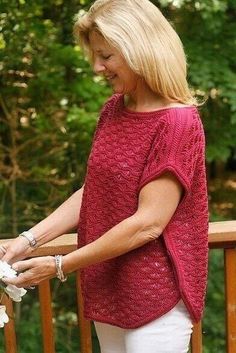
[123, 104, 196, 116]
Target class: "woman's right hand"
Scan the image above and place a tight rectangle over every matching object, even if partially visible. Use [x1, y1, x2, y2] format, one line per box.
[0, 236, 34, 265]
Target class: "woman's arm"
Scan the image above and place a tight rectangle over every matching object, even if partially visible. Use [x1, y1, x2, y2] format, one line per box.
[63, 171, 183, 273]
[0, 185, 84, 264]
[29, 185, 84, 247]
[4, 172, 183, 287]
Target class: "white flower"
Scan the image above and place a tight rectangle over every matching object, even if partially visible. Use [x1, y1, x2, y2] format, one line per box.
[4, 285, 27, 302]
[0, 305, 9, 328]
[0, 260, 27, 302]
[0, 261, 27, 328]
[0, 261, 17, 280]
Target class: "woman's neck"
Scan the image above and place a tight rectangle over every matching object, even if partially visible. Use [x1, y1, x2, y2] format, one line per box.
[124, 82, 171, 112]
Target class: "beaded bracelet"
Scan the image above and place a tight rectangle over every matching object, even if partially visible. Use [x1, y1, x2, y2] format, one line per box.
[54, 255, 67, 282]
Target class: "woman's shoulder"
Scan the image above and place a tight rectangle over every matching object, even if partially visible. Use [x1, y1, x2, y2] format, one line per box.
[163, 102, 194, 109]
[162, 103, 198, 116]
[162, 104, 204, 139]
[167, 106, 206, 149]
[164, 103, 200, 121]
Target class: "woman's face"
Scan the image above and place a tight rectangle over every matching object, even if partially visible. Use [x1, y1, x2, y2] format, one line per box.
[89, 31, 140, 94]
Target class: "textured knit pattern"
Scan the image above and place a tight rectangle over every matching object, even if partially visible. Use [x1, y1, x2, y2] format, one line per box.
[77, 94, 209, 329]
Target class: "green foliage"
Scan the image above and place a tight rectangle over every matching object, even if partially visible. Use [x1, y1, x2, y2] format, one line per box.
[155, 0, 236, 161]
[0, 0, 110, 236]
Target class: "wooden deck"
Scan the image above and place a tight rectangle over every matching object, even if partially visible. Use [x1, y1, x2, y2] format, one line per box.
[1, 220, 236, 353]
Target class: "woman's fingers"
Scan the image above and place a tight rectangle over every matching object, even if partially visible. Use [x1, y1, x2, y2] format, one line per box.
[1, 248, 18, 264]
[2, 252, 15, 264]
[0, 245, 7, 254]
[0, 238, 31, 264]
[12, 259, 34, 272]
[0, 243, 8, 260]
[2, 271, 35, 288]
[2, 256, 56, 288]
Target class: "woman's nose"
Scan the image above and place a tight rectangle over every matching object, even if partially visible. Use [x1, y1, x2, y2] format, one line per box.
[93, 58, 105, 74]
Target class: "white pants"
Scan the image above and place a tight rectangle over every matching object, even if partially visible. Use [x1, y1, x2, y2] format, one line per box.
[94, 300, 193, 353]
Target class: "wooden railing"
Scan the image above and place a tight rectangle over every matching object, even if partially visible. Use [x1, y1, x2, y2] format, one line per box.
[1, 220, 236, 353]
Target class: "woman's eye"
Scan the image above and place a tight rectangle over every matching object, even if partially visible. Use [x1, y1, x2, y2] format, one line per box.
[102, 54, 112, 60]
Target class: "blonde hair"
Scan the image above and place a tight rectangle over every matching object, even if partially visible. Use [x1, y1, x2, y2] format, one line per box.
[74, 0, 198, 105]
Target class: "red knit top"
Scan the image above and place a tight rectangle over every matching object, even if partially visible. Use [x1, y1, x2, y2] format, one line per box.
[77, 94, 209, 329]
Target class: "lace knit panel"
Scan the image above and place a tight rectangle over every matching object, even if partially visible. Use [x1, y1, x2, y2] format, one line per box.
[78, 94, 208, 328]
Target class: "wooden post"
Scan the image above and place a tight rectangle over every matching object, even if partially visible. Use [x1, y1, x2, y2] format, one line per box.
[38, 280, 55, 353]
[224, 248, 236, 353]
[76, 271, 92, 353]
[3, 295, 17, 353]
[191, 321, 202, 353]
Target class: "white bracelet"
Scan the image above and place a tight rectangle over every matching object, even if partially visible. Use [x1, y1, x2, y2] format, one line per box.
[19, 231, 38, 248]
[55, 255, 67, 282]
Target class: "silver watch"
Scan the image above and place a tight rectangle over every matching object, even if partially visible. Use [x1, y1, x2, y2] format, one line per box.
[19, 231, 38, 248]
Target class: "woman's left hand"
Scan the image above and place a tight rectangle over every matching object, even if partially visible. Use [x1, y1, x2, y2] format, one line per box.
[2, 256, 56, 288]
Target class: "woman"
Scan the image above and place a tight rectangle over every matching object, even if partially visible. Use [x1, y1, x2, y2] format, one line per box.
[0, 0, 209, 352]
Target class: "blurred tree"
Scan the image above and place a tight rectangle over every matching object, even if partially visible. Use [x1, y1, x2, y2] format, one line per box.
[0, 0, 110, 236]
[156, 0, 236, 162]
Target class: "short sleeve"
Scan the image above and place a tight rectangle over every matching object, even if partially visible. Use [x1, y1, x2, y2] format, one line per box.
[138, 108, 206, 196]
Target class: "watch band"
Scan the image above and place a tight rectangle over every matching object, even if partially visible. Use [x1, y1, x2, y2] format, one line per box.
[19, 231, 38, 248]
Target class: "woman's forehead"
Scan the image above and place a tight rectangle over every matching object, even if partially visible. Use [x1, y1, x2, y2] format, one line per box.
[89, 31, 112, 52]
